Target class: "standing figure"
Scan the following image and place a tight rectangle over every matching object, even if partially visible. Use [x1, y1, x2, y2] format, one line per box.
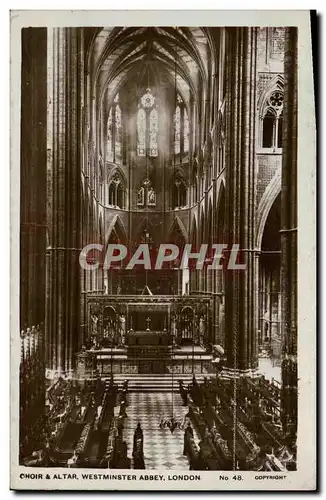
[91, 312, 98, 336]
[133, 422, 143, 455]
[199, 315, 205, 345]
[264, 309, 270, 342]
[119, 314, 126, 346]
[183, 422, 194, 455]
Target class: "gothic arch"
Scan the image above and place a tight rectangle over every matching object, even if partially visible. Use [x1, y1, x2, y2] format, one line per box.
[103, 305, 117, 317]
[256, 169, 282, 250]
[257, 74, 284, 116]
[105, 214, 128, 244]
[99, 214, 104, 245]
[107, 166, 127, 186]
[168, 216, 188, 244]
[107, 168, 126, 209]
[134, 217, 154, 236]
[190, 214, 197, 245]
[133, 218, 157, 248]
[216, 180, 226, 242]
[171, 171, 188, 209]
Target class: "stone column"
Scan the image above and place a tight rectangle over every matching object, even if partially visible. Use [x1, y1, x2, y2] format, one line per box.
[20, 28, 47, 333]
[280, 28, 298, 437]
[223, 28, 258, 375]
[45, 28, 84, 376]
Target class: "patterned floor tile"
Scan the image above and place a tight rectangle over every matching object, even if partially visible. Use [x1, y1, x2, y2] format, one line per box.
[123, 392, 190, 470]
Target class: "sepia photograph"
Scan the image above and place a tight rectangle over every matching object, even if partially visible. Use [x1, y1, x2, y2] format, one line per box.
[10, 10, 316, 491]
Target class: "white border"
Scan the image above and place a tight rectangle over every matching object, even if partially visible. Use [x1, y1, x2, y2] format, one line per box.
[9, 10, 316, 491]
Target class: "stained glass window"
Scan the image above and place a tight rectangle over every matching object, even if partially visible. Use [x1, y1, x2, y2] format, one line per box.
[174, 105, 181, 154]
[115, 104, 122, 157]
[174, 95, 190, 155]
[141, 88, 155, 108]
[149, 108, 158, 157]
[172, 177, 187, 208]
[137, 89, 159, 157]
[107, 93, 123, 163]
[137, 108, 146, 157]
[107, 108, 114, 162]
[184, 108, 189, 153]
[108, 172, 125, 208]
[262, 90, 284, 149]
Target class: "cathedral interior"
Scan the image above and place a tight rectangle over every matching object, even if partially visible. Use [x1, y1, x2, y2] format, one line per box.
[19, 26, 297, 471]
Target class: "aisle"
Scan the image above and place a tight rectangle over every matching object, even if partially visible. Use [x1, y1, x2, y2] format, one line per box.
[124, 392, 190, 470]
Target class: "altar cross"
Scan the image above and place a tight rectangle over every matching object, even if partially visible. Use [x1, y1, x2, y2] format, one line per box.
[146, 316, 151, 331]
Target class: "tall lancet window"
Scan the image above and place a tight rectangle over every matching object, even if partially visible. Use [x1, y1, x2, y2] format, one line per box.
[261, 89, 284, 149]
[149, 109, 158, 157]
[137, 88, 158, 157]
[115, 103, 122, 156]
[107, 93, 122, 163]
[107, 108, 114, 162]
[137, 109, 146, 156]
[174, 105, 181, 154]
[174, 94, 190, 156]
[108, 171, 125, 208]
[183, 108, 189, 153]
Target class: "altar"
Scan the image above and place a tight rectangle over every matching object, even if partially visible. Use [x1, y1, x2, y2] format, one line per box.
[80, 294, 214, 377]
[77, 346, 213, 377]
[127, 330, 170, 346]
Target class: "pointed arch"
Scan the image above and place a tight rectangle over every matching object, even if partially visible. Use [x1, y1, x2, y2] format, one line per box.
[190, 214, 197, 245]
[107, 168, 126, 209]
[107, 166, 127, 186]
[171, 171, 188, 209]
[105, 214, 128, 245]
[99, 213, 104, 245]
[133, 218, 156, 248]
[216, 180, 226, 242]
[258, 75, 284, 149]
[257, 74, 284, 115]
[168, 216, 188, 244]
[134, 217, 154, 235]
[256, 169, 282, 250]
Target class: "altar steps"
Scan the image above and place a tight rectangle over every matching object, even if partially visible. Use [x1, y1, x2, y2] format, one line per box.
[111, 373, 216, 392]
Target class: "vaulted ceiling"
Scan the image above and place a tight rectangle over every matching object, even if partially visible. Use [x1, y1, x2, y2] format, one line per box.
[87, 27, 211, 107]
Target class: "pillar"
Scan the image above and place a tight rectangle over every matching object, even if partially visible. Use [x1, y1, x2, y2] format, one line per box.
[224, 28, 258, 375]
[20, 27, 47, 454]
[20, 28, 47, 333]
[45, 28, 84, 376]
[280, 28, 298, 438]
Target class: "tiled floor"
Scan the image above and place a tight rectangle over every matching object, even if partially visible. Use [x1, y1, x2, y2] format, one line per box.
[258, 357, 281, 382]
[123, 392, 190, 470]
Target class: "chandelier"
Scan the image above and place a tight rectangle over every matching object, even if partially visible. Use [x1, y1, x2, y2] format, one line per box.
[159, 416, 185, 434]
